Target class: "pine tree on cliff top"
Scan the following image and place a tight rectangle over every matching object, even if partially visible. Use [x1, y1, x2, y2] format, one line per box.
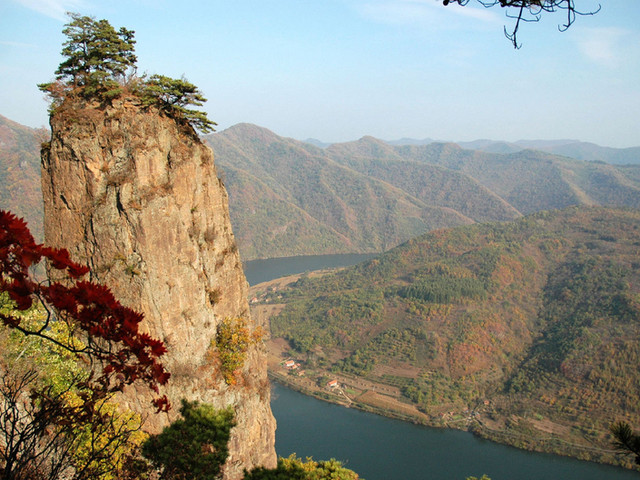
[138, 74, 217, 134]
[56, 13, 137, 90]
[39, 12, 216, 134]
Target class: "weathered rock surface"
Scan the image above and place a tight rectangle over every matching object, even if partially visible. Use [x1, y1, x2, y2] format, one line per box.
[41, 96, 276, 478]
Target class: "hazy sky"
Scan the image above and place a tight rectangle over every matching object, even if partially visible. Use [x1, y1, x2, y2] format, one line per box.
[1, 0, 639, 147]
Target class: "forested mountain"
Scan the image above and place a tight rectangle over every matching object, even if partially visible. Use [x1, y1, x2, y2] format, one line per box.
[3, 115, 640, 261]
[206, 124, 485, 260]
[207, 125, 640, 259]
[0, 114, 45, 240]
[265, 206, 640, 468]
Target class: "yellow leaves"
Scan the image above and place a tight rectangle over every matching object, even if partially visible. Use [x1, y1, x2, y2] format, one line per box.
[0, 299, 145, 480]
[71, 400, 146, 480]
[214, 317, 263, 385]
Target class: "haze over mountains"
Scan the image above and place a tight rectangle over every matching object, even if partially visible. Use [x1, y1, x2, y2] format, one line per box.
[388, 137, 640, 165]
[205, 123, 640, 260]
[2, 113, 640, 261]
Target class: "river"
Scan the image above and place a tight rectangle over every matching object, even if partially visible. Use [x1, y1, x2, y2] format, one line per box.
[243, 253, 376, 285]
[270, 383, 637, 480]
[244, 254, 638, 480]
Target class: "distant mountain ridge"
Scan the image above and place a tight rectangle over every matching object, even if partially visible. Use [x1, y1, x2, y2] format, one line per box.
[301, 136, 640, 164]
[205, 124, 640, 259]
[2, 114, 640, 260]
[390, 137, 640, 165]
[206, 124, 479, 260]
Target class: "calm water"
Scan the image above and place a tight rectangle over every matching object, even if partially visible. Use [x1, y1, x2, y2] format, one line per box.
[243, 253, 376, 285]
[271, 383, 637, 480]
[245, 254, 638, 480]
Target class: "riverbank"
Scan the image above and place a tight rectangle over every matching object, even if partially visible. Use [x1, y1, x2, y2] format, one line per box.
[270, 382, 640, 480]
[247, 262, 638, 473]
[250, 282, 635, 472]
[265, 353, 627, 470]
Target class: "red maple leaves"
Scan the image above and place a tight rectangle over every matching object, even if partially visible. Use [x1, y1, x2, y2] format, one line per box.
[0, 210, 170, 412]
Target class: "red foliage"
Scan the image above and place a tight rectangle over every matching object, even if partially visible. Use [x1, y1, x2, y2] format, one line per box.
[0, 210, 170, 411]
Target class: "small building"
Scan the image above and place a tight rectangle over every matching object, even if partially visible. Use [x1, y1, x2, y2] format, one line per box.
[327, 379, 339, 389]
[284, 359, 298, 369]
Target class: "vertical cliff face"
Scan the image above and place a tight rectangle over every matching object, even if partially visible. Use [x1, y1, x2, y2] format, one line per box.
[41, 96, 276, 478]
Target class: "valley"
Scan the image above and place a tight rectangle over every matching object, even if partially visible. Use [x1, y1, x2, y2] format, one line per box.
[4, 4, 640, 478]
[252, 207, 640, 470]
[3, 111, 640, 472]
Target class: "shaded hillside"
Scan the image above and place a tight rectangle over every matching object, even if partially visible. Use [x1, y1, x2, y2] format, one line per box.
[209, 125, 640, 259]
[266, 207, 640, 468]
[0, 114, 45, 240]
[206, 124, 477, 260]
[4, 114, 640, 261]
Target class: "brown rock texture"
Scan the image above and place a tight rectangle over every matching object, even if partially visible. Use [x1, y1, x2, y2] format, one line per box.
[40, 95, 276, 478]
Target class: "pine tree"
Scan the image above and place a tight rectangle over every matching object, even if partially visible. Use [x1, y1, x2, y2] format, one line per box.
[39, 13, 216, 134]
[39, 13, 136, 101]
[56, 13, 137, 86]
[610, 421, 640, 465]
[139, 74, 217, 134]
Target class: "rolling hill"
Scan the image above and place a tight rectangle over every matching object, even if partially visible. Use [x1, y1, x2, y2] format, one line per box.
[264, 206, 640, 468]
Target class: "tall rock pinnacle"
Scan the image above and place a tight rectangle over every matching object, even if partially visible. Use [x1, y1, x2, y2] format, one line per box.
[41, 95, 276, 478]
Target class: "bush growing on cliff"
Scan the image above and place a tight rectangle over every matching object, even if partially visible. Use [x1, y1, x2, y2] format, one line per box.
[215, 317, 264, 385]
[138, 75, 217, 134]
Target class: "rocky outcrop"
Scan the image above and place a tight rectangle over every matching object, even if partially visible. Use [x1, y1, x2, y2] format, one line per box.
[40, 96, 276, 478]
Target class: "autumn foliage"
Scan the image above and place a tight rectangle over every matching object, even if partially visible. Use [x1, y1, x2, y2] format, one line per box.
[215, 317, 263, 386]
[0, 210, 170, 411]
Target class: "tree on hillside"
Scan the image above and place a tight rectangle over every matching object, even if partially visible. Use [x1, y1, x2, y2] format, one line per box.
[38, 13, 137, 101]
[442, 0, 601, 48]
[0, 210, 170, 479]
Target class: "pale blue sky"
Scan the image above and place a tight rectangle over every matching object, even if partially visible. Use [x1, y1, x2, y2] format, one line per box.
[1, 0, 639, 147]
